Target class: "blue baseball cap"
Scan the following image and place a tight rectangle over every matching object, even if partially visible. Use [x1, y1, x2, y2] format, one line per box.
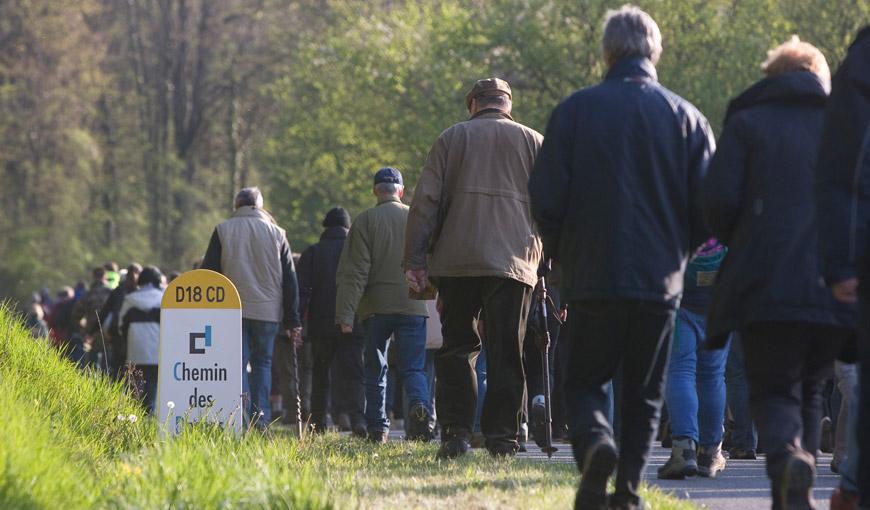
[373, 167, 403, 186]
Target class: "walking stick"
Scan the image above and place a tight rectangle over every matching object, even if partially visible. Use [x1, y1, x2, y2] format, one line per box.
[537, 260, 558, 458]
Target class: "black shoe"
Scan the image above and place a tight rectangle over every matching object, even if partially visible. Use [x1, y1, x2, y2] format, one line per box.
[574, 439, 618, 510]
[775, 451, 816, 510]
[351, 422, 368, 439]
[406, 403, 434, 442]
[487, 440, 519, 458]
[529, 398, 547, 448]
[437, 436, 470, 460]
[728, 448, 757, 460]
[367, 430, 388, 444]
[607, 495, 649, 510]
[820, 417, 834, 454]
[334, 413, 352, 431]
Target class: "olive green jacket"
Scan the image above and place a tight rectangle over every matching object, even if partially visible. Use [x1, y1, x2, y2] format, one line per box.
[335, 197, 428, 326]
[405, 110, 544, 287]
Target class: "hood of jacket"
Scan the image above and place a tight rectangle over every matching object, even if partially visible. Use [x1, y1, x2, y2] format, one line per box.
[320, 225, 348, 241]
[725, 71, 827, 123]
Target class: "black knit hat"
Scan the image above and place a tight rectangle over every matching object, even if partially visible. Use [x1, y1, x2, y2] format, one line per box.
[323, 207, 351, 229]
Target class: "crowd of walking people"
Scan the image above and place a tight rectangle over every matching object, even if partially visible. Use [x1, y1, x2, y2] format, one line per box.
[17, 5, 870, 510]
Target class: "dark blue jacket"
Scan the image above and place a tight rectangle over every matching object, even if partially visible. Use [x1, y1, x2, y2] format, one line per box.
[816, 27, 870, 289]
[529, 57, 714, 307]
[704, 71, 853, 344]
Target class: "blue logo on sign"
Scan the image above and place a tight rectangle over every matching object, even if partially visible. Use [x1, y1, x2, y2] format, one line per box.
[189, 325, 213, 354]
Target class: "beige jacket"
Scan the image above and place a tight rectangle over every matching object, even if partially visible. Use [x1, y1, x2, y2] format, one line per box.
[405, 111, 544, 287]
[208, 207, 292, 324]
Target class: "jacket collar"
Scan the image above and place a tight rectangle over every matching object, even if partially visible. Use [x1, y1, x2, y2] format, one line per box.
[232, 205, 276, 224]
[605, 56, 658, 83]
[320, 226, 348, 240]
[470, 108, 514, 121]
[724, 71, 828, 122]
[377, 196, 401, 205]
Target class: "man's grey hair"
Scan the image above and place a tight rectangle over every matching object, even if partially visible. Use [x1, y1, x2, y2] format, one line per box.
[234, 187, 264, 209]
[374, 182, 403, 196]
[602, 5, 663, 66]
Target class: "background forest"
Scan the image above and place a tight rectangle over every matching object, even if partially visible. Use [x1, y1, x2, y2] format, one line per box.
[1, 0, 868, 302]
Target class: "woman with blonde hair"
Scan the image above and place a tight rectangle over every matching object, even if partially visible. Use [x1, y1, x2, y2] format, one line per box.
[703, 36, 852, 510]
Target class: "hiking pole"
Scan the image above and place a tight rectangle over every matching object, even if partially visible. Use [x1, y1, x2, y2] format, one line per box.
[537, 260, 558, 458]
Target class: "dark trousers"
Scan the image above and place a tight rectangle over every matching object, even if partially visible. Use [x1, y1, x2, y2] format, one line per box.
[309, 331, 365, 430]
[272, 334, 302, 426]
[564, 299, 675, 507]
[139, 364, 158, 414]
[436, 276, 533, 447]
[524, 285, 561, 399]
[856, 298, 870, 507]
[740, 322, 847, 485]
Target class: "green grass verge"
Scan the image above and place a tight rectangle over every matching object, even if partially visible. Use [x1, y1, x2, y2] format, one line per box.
[0, 307, 695, 509]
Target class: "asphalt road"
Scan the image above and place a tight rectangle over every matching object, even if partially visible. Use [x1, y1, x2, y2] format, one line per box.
[517, 439, 838, 510]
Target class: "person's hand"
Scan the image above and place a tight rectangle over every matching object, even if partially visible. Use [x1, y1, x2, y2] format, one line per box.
[339, 324, 353, 334]
[405, 269, 429, 293]
[831, 278, 859, 304]
[559, 307, 568, 323]
[287, 327, 303, 347]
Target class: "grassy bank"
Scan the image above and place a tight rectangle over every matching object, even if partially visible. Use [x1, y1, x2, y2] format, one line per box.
[0, 307, 694, 509]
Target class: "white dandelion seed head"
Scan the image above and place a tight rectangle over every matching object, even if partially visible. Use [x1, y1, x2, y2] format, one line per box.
[117, 414, 126, 421]
[167, 401, 175, 409]
[127, 414, 138, 423]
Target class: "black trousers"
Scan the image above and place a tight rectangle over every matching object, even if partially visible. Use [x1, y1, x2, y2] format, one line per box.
[524, 285, 562, 400]
[740, 322, 847, 494]
[272, 335, 301, 426]
[860, 299, 870, 507]
[309, 331, 365, 430]
[436, 276, 533, 447]
[564, 299, 675, 507]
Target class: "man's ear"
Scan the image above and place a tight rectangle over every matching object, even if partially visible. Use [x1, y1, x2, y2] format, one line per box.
[399, 188, 405, 199]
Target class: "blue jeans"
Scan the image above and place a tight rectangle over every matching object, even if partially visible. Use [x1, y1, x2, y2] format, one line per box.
[726, 333, 758, 450]
[363, 314, 429, 433]
[840, 365, 860, 493]
[242, 319, 279, 425]
[665, 308, 729, 448]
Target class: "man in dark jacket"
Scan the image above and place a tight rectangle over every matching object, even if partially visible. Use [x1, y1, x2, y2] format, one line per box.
[528, 6, 714, 509]
[297, 207, 366, 437]
[704, 37, 852, 510]
[816, 26, 870, 510]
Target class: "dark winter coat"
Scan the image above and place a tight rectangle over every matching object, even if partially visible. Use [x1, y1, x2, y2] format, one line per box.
[703, 71, 853, 345]
[529, 57, 715, 306]
[816, 27, 870, 290]
[297, 226, 353, 337]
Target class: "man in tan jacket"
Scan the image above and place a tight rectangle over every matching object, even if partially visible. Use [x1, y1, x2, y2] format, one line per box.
[405, 78, 543, 459]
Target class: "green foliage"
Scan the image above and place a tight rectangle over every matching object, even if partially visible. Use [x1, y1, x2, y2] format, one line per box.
[0, 0, 868, 299]
[262, 0, 869, 246]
